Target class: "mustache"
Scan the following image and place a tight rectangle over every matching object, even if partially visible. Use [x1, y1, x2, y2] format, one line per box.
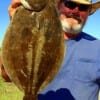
[61, 10, 82, 24]
[65, 13, 82, 23]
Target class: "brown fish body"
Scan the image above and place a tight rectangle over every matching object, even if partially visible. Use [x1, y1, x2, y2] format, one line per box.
[1, 0, 65, 100]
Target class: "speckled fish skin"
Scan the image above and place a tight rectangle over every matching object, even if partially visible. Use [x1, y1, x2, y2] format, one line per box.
[1, 0, 65, 100]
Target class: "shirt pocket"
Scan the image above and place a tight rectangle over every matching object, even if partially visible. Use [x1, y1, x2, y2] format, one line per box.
[73, 58, 97, 82]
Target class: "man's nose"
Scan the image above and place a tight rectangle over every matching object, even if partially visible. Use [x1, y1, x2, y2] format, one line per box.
[72, 7, 80, 15]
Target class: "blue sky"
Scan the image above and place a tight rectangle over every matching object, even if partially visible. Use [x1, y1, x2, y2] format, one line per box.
[0, 0, 100, 47]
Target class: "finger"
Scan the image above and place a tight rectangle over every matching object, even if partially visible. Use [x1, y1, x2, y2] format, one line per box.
[11, 0, 21, 8]
[8, 5, 16, 19]
[8, 0, 21, 18]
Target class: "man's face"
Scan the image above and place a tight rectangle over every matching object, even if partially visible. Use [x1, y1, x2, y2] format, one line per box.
[58, 1, 90, 34]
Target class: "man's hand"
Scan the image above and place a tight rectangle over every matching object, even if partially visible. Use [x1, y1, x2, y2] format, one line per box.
[8, 0, 21, 18]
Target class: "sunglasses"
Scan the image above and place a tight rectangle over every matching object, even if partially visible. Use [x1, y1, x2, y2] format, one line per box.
[63, 1, 91, 11]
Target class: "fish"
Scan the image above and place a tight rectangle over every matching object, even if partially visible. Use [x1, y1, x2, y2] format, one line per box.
[1, 0, 65, 100]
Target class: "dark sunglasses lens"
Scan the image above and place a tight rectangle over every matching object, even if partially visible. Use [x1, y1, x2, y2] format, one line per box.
[79, 5, 90, 11]
[64, 1, 76, 9]
[64, 1, 90, 11]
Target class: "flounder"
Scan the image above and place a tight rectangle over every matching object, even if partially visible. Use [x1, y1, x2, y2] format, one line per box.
[1, 0, 65, 100]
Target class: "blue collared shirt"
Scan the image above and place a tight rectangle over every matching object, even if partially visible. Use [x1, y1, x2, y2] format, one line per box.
[38, 32, 100, 100]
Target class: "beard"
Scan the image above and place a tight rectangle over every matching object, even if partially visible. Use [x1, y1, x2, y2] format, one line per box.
[60, 16, 84, 34]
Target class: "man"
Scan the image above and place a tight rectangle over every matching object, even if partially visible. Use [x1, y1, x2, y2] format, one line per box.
[8, 0, 100, 100]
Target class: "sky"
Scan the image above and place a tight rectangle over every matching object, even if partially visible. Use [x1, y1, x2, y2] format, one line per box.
[0, 0, 100, 47]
